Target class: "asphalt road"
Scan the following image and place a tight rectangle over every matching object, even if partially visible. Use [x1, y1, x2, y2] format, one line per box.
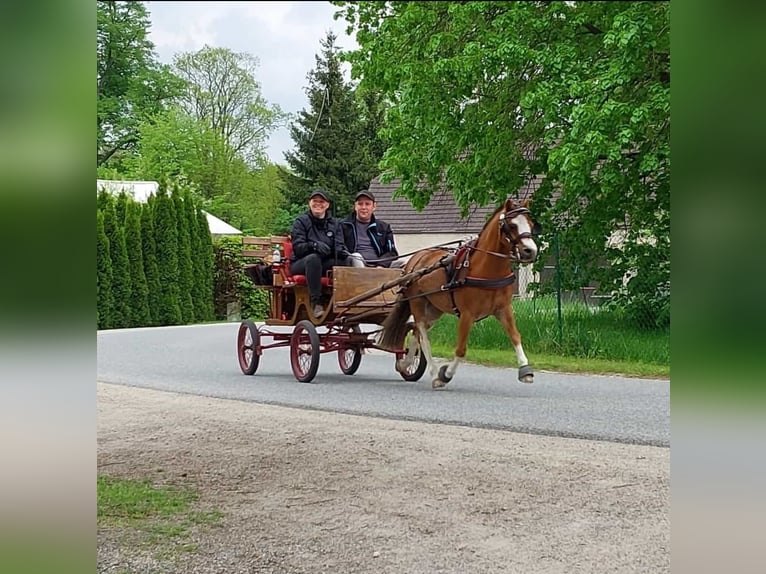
[97, 322, 669, 447]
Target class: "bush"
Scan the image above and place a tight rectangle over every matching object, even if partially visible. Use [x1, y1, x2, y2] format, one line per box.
[213, 236, 271, 320]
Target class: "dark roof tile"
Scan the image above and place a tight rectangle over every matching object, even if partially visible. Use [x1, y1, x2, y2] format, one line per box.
[370, 175, 544, 233]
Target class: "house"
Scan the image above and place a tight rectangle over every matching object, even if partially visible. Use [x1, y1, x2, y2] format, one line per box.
[96, 179, 242, 236]
[369, 176, 543, 296]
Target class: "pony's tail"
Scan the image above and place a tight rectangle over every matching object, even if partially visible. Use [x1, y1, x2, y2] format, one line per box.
[378, 296, 411, 351]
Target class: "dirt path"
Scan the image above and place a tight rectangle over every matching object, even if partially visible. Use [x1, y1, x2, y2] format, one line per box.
[97, 382, 669, 573]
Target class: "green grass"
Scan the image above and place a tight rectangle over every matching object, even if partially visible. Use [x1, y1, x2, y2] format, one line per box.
[426, 297, 669, 379]
[98, 476, 222, 556]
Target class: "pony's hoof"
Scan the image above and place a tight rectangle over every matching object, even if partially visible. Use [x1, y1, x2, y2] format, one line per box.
[518, 364, 534, 383]
[437, 364, 453, 384]
[432, 377, 449, 389]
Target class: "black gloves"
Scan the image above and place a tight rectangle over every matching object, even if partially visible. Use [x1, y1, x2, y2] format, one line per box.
[313, 242, 331, 257]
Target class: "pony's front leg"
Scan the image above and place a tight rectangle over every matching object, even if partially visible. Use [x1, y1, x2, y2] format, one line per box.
[434, 312, 475, 388]
[496, 306, 534, 383]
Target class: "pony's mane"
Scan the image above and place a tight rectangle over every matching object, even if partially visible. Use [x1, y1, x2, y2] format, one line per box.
[478, 201, 509, 236]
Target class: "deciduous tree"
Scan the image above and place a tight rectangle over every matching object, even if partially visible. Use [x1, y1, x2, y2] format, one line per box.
[335, 1, 669, 323]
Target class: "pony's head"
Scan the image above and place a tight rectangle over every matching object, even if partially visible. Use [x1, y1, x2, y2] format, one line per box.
[497, 199, 541, 263]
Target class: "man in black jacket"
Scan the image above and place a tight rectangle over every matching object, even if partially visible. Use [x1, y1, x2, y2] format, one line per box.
[290, 189, 349, 318]
[338, 190, 402, 269]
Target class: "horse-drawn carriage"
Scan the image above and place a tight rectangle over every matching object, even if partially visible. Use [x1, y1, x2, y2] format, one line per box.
[236, 199, 541, 388]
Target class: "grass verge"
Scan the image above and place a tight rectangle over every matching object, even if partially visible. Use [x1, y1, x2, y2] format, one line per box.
[430, 344, 669, 379]
[98, 475, 222, 559]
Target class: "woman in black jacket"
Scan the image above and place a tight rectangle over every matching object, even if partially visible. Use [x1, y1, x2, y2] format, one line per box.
[290, 189, 349, 318]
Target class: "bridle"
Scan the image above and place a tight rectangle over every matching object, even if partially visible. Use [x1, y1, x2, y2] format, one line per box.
[493, 206, 540, 262]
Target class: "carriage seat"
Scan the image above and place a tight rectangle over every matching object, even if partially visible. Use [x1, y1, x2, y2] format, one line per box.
[281, 240, 332, 286]
[241, 236, 332, 287]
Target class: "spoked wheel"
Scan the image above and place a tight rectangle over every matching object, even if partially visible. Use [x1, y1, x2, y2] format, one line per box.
[237, 319, 261, 375]
[290, 320, 320, 383]
[338, 325, 362, 376]
[397, 345, 427, 382]
[396, 326, 427, 382]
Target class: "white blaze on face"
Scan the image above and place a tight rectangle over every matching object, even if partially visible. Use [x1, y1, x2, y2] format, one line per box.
[511, 213, 538, 261]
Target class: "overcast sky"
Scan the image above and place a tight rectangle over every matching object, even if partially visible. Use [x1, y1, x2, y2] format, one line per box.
[145, 1, 357, 165]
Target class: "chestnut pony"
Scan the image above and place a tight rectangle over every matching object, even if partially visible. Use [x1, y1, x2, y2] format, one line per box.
[378, 198, 541, 389]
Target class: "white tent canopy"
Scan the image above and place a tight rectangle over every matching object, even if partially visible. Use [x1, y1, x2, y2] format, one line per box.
[97, 179, 242, 235]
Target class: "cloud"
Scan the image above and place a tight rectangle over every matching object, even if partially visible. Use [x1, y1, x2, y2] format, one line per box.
[145, 1, 357, 165]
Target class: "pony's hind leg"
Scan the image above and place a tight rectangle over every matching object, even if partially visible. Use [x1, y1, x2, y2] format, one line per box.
[414, 321, 443, 388]
[496, 305, 534, 383]
[407, 299, 445, 387]
[395, 326, 420, 373]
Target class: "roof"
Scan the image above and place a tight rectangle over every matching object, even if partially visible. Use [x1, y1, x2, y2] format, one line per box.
[96, 179, 242, 235]
[369, 175, 543, 234]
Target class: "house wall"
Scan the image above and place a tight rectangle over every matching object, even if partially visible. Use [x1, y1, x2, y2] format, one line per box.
[394, 233, 538, 297]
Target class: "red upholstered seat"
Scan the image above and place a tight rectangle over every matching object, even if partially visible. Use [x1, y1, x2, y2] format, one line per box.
[282, 240, 332, 286]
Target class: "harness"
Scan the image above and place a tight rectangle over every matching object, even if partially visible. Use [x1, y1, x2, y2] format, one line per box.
[440, 239, 516, 317]
[396, 205, 538, 317]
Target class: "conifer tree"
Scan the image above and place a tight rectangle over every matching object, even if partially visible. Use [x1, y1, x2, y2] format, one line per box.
[102, 196, 131, 328]
[172, 185, 195, 323]
[97, 210, 114, 330]
[141, 198, 162, 325]
[125, 200, 151, 326]
[284, 31, 380, 216]
[184, 190, 208, 322]
[196, 208, 215, 320]
[153, 184, 182, 325]
[115, 191, 129, 225]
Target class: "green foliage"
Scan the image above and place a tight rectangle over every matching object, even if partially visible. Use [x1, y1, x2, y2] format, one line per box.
[97, 210, 114, 329]
[122, 106, 219, 184]
[173, 45, 285, 167]
[172, 186, 196, 323]
[102, 197, 131, 327]
[212, 237, 270, 320]
[197, 209, 216, 321]
[335, 1, 669, 313]
[284, 31, 386, 216]
[124, 201, 151, 327]
[153, 185, 182, 325]
[140, 198, 162, 325]
[97, 1, 183, 167]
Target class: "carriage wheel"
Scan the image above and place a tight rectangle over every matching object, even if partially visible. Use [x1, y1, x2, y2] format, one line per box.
[237, 320, 261, 375]
[290, 320, 320, 383]
[397, 346, 427, 382]
[338, 325, 362, 376]
[396, 325, 428, 382]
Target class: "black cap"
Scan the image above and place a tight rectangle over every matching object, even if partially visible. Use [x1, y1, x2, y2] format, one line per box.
[355, 190, 376, 202]
[309, 189, 330, 202]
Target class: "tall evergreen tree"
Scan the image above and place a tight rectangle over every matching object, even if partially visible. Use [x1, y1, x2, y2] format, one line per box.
[124, 201, 151, 327]
[102, 197, 131, 328]
[184, 190, 208, 321]
[196, 208, 215, 320]
[140, 199, 162, 325]
[284, 31, 380, 216]
[153, 185, 182, 325]
[172, 185, 195, 323]
[115, 191, 129, 226]
[97, 210, 114, 330]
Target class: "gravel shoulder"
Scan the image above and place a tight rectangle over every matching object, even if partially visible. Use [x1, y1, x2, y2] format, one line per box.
[97, 382, 669, 574]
